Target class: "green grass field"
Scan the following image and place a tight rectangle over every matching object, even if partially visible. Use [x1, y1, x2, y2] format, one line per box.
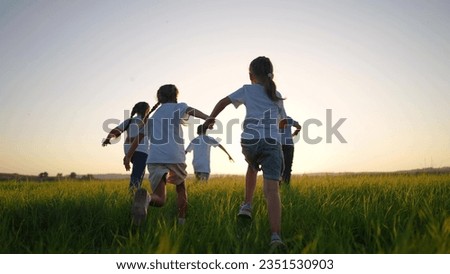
[0, 174, 449, 254]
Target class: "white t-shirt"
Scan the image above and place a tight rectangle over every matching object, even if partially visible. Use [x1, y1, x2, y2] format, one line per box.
[145, 102, 189, 164]
[228, 84, 287, 143]
[117, 115, 149, 155]
[185, 135, 220, 173]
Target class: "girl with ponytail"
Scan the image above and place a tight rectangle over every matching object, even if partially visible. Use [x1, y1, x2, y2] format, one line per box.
[102, 101, 150, 192]
[203, 56, 287, 249]
[124, 84, 211, 225]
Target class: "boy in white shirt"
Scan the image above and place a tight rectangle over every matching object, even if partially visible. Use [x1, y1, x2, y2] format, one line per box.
[124, 84, 210, 225]
[185, 125, 234, 181]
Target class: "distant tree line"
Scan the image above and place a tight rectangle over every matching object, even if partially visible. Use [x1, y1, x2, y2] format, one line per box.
[37, 172, 96, 181]
[0, 172, 96, 182]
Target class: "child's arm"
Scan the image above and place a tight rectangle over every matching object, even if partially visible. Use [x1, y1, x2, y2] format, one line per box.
[102, 127, 123, 146]
[186, 107, 210, 120]
[123, 133, 143, 171]
[218, 144, 234, 162]
[203, 97, 232, 129]
[185, 142, 193, 155]
[292, 120, 302, 136]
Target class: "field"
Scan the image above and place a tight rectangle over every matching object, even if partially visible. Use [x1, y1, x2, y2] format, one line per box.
[0, 174, 449, 254]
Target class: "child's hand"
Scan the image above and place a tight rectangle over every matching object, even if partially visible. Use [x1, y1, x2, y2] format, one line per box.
[203, 117, 215, 129]
[292, 128, 301, 137]
[102, 138, 111, 146]
[123, 156, 131, 171]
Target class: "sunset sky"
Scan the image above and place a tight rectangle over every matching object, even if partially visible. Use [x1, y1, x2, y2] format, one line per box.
[1, 0, 449, 176]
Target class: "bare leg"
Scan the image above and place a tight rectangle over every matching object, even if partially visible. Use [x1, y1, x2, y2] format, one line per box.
[244, 165, 258, 204]
[149, 176, 167, 207]
[176, 182, 187, 219]
[263, 179, 281, 234]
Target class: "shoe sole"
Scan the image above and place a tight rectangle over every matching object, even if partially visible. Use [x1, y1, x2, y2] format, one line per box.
[237, 211, 252, 219]
[269, 241, 287, 253]
[131, 188, 148, 225]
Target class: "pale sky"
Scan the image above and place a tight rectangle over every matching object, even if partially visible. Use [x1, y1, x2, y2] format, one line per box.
[1, 0, 449, 176]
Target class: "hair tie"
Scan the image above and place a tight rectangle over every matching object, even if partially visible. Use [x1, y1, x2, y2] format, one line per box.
[267, 73, 273, 79]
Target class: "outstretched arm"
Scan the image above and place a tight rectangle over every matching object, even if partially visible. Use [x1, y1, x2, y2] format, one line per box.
[218, 144, 234, 162]
[102, 127, 123, 146]
[203, 96, 232, 129]
[186, 107, 210, 120]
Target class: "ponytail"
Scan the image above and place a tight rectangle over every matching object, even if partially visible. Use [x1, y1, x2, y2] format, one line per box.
[144, 102, 160, 121]
[250, 56, 283, 102]
[263, 75, 279, 101]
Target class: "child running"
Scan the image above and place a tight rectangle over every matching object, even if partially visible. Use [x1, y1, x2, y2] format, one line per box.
[124, 84, 210, 225]
[102, 102, 150, 192]
[185, 125, 234, 182]
[203, 56, 287, 248]
[279, 116, 302, 185]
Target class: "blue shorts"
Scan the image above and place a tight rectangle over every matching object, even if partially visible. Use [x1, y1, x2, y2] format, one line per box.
[241, 139, 284, 181]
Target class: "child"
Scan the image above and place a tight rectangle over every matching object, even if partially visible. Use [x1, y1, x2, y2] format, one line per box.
[124, 84, 210, 225]
[203, 56, 287, 248]
[102, 102, 150, 192]
[185, 125, 234, 181]
[279, 116, 302, 184]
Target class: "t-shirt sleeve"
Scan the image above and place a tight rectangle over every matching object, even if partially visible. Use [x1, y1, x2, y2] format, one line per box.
[178, 103, 189, 115]
[185, 141, 193, 152]
[276, 92, 287, 120]
[117, 119, 130, 132]
[178, 103, 190, 124]
[228, 87, 245, 109]
[205, 136, 220, 147]
[286, 117, 293, 127]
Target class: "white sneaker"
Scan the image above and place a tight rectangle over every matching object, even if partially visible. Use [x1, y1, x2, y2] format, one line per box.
[237, 203, 252, 219]
[131, 188, 150, 225]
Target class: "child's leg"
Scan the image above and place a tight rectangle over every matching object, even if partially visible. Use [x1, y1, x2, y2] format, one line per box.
[263, 178, 281, 234]
[129, 151, 147, 190]
[281, 145, 294, 183]
[176, 182, 187, 219]
[149, 175, 167, 207]
[244, 165, 258, 204]
[165, 164, 188, 222]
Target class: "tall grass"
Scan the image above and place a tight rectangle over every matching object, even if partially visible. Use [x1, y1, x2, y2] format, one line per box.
[0, 174, 448, 253]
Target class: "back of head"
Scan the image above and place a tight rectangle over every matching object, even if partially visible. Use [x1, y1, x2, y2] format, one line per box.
[197, 124, 207, 135]
[157, 84, 179, 103]
[132, 101, 150, 117]
[124, 101, 150, 131]
[249, 56, 280, 101]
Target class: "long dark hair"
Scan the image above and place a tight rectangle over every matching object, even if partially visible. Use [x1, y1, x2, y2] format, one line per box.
[249, 56, 282, 101]
[124, 101, 150, 131]
[142, 84, 179, 121]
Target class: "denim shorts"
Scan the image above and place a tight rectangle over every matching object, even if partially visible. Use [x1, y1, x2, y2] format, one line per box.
[241, 138, 284, 181]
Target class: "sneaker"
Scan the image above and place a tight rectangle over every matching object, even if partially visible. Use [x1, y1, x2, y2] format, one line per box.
[237, 203, 252, 219]
[269, 234, 287, 252]
[131, 188, 150, 225]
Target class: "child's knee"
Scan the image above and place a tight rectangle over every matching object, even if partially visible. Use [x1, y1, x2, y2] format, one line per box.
[176, 182, 186, 193]
[263, 180, 279, 196]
